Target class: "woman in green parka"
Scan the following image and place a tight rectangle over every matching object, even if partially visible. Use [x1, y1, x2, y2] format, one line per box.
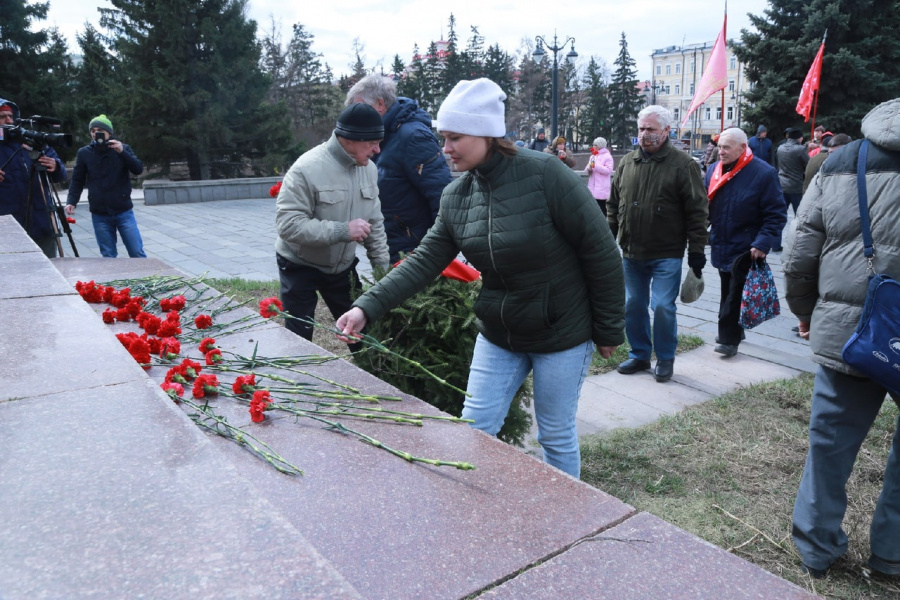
[336, 78, 624, 478]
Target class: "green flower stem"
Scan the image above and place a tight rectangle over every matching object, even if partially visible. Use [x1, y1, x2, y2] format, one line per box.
[180, 397, 303, 476]
[284, 314, 471, 398]
[276, 397, 474, 423]
[275, 405, 475, 470]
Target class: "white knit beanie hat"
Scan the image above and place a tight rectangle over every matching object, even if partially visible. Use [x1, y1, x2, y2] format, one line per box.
[434, 78, 506, 137]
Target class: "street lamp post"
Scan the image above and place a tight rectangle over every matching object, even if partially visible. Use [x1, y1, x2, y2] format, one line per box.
[731, 92, 742, 128]
[643, 81, 662, 105]
[533, 33, 578, 141]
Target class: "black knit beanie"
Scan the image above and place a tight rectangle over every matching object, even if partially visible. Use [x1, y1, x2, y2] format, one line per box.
[334, 103, 384, 141]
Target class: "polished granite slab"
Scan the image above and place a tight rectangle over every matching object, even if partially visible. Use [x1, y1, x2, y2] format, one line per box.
[0, 239, 822, 599]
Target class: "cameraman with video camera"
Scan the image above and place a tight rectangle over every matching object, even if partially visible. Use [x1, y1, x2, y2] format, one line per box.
[0, 97, 68, 258]
[66, 114, 146, 258]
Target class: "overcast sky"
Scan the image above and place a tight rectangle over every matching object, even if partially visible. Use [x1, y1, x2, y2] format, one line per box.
[43, 0, 771, 81]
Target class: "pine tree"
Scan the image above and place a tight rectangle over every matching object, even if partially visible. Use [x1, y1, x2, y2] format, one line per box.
[100, 0, 289, 179]
[734, 0, 900, 136]
[608, 32, 642, 150]
[0, 0, 72, 121]
[582, 57, 611, 143]
[508, 47, 550, 143]
[63, 25, 118, 149]
[352, 274, 532, 447]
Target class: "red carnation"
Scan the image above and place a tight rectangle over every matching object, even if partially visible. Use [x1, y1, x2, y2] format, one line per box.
[157, 320, 181, 337]
[160, 337, 180, 359]
[165, 367, 187, 385]
[115, 307, 132, 322]
[259, 297, 283, 318]
[249, 389, 272, 422]
[161, 381, 184, 401]
[192, 373, 220, 399]
[144, 334, 163, 355]
[101, 308, 116, 324]
[269, 181, 282, 198]
[195, 314, 213, 329]
[125, 299, 143, 319]
[199, 338, 217, 353]
[232, 374, 257, 395]
[205, 348, 223, 365]
[102, 286, 115, 303]
[127, 337, 152, 368]
[175, 358, 203, 381]
[160, 295, 186, 312]
[165, 310, 180, 324]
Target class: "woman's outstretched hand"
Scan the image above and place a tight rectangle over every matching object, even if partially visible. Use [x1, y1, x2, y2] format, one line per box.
[335, 307, 368, 343]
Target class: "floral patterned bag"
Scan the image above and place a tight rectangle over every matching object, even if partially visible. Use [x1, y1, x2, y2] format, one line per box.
[739, 260, 780, 329]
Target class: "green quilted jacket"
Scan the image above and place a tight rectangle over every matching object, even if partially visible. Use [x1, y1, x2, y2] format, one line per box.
[354, 148, 625, 353]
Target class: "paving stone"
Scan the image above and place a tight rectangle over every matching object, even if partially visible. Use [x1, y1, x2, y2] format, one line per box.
[480, 512, 818, 599]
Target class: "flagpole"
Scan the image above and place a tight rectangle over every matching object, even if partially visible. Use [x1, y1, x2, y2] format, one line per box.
[721, 89, 725, 132]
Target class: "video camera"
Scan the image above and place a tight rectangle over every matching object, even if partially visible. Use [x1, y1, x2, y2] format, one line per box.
[0, 115, 72, 150]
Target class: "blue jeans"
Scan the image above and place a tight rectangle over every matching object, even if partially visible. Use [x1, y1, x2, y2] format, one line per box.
[622, 257, 682, 361]
[91, 209, 146, 258]
[792, 365, 900, 570]
[463, 334, 594, 478]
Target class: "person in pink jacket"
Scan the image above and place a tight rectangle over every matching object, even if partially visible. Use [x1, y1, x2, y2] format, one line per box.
[585, 136, 614, 215]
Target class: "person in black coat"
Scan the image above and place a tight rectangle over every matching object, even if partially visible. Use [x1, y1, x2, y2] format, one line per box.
[66, 114, 146, 258]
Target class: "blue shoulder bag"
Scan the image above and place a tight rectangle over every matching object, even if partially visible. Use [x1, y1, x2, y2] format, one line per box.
[840, 140, 900, 396]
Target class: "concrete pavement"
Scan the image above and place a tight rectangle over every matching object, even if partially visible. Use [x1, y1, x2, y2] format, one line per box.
[61, 190, 815, 441]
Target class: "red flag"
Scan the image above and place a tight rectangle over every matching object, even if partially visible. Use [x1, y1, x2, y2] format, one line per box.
[681, 17, 728, 127]
[796, 43, 825, 122]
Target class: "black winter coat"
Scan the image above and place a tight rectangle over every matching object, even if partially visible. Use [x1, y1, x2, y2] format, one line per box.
[67, 142, 143, 216]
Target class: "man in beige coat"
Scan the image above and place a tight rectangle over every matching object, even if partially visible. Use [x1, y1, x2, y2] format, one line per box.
[275, 103, 390, 349]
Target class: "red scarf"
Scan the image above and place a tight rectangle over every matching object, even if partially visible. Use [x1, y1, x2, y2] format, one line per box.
[707, 146, 753, 201]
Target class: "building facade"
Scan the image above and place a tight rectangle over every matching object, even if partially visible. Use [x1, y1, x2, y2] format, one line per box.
[645, 41, 751, 151]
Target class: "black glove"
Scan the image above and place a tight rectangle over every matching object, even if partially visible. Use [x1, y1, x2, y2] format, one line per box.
[687, 252, 706, 276]
[608, 222, 619, 239]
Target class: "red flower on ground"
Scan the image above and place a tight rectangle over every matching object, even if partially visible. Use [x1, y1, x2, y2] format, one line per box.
[110, 288, 131, 308]
[159, 295, 186, 312]
[249, 389, 272, 422]
[165, 367, 187, 385]
[232, 374, 257, 395]
[195, 314, 213, 329]
[115, 307, 131, 322]
[173, 358, 202, 381]
[199, 338, 217, 353]
[192, 373, 220, 399]
[144, 334, 163, 355]
[125, 299, 144, 319]
[161, 381, 184, 401]
[138, 312, 162, 335]
[126, 336, 152, 368]
[269, 181, 282, 198]
[204, 348, 223, 365]
[101, 308, 116, 324]
[157, 320, 181, 337]
[102, 286, 115, 303]
[259, 297, 283, 318]
[165, 310, 180, 324]
[160, 337, 180, 359]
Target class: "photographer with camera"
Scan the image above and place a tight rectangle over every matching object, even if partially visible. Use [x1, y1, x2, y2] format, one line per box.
[0, 98, 68, 258]
[66, 115, 145, 258]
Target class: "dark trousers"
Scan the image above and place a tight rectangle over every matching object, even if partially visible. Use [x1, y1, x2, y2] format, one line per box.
[717, 258, 752, 345]
[784, 192, 803, 216]
[596, 199, 608, 216]
[277, 254, 362, 351]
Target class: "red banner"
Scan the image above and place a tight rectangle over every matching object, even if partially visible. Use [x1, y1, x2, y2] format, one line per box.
[796, 43, 825, 122]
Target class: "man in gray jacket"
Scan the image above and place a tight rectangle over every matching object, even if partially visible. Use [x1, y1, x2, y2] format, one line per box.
[776, 128, 809, 216]
[275, 103, 390, 349]
[784, 97, 900, 580]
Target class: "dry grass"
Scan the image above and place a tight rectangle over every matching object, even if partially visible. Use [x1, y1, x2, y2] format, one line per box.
[580, 375, 900, 599]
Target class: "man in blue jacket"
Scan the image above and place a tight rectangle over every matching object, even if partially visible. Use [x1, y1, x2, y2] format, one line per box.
[66, 115, 146, 257]
[345, 75, 451, 263]
[705, 127, 786, 357]
[747, 124, 773, 165]
[0, 97, 68, 257]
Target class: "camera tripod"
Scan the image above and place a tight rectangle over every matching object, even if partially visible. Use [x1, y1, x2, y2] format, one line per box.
[1, 145, 78, 257]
